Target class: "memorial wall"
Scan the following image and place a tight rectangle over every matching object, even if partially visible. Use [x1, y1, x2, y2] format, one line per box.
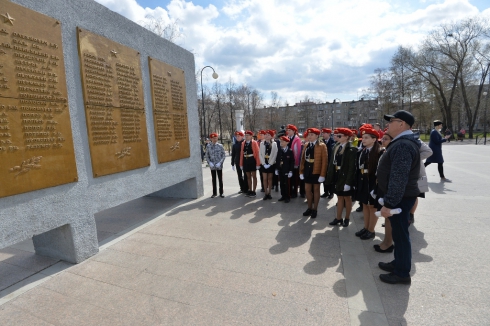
[0, 0, 203, 263]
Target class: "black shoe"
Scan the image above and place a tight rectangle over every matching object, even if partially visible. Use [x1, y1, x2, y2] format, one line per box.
[303, 208, 313, 216]
[374, 244, 394, 253]
[343, 219, 350, 227]
[219, 194, 224, 198]
[328, 194, 334, 199]
[355, 206, 363, 212]
[278, 197, 284, 201]
[250, 192, 257, 197]
[321, 193, 328, 198]
[261, 188, 265, 192]
[378, 261, 395, 273]
[355, 228, 368, 237]
[267, 194, 272, 200]
[238, 190, 243, 194]
[310, 210, 317, 218]
[263, 195, 268, 200]
[284, 199, 290, 203]
[211, 194, 217, 198]
[360, 231, 375, 240]
[379, 272, 411, 284]
[329, 218, 343, 226]
[245, 191, 252, 197]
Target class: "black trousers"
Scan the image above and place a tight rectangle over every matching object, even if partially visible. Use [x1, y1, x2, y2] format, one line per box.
[235, 167, 248, 192]
[290, 167, 299, 196]
[424, 162, 445, 178]
[279, 174, 290, 199]
[211, 169, 223, 195]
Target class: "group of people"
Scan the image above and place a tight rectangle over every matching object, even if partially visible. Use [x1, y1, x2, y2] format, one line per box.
[204, 110, 452, 285]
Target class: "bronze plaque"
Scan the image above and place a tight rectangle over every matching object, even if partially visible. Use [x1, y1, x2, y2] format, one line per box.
[77, 28, 150, 177]
[0, 1, 78, 198]
[148, 57, 190, 164]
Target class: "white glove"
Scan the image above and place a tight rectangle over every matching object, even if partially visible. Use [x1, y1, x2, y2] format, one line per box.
[343, 185, 351, 191]
[294, 165, 299, 169]
[256, 166, 261, 170]
[240, 166, 243, 170]
[275, 170, 279, 176]
[300, 174, 304, 180]
[318, 176, 325, 183]
[378, 197, 385, 206]
[209, 162, 214, 168]
[264, 164, 270, 169]
[215, 162, 221, 168]
[288, 172, 293, 178]
[232, 166, 236, 171]
[370, 190, 376, 199]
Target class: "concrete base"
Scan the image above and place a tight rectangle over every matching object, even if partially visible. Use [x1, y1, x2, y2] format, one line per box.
[33, 222, 98, 264]
[149, 178, 199, 199]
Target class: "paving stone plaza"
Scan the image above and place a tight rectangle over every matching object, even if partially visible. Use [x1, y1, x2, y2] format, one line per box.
[0, 142, 489, 325]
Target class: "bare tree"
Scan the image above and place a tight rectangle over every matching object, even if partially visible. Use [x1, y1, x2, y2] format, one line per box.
[139, 14, 183, 43]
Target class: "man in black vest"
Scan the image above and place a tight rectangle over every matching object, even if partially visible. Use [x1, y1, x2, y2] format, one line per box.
[377, 110, 420, 285]
[231, 131, 248, 193]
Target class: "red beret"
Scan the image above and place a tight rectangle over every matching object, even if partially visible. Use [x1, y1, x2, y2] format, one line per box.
[286, 124, 298, 132]
[350, 129, 357, 135]
[235, 131, 244, 136]
[209, 133, 218, 138]
[245, 130, 254, 136]
[337, 128, 353, 137]
[303, 131, 308, 137]
[333, 129, 339, 134]
[322, 128, 332, 134]
[259, 130, 267, 135]
[361, 127, 379, 138]
[279, 135, 289, 142]
[266, 130, 275, 136]
[307, 128, 320, 135]
[359, 124, 373, 131]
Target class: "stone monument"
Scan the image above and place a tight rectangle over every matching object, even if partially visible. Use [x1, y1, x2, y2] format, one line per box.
[0, 0, 203, 263]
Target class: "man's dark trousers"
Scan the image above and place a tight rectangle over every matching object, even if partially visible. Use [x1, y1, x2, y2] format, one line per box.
[279, 174, 290, 200]
[236, 167, 248, 192]
[388, 197, 416, 278]
[211, 170, 223, 195]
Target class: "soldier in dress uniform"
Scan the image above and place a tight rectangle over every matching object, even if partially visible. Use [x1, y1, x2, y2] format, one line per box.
[240, 130, 261, 197]
[231, 131, 248, 194]
[259, 130, 278, 200]
[299, 128, 328, 219]
[275, 135, 295, 203]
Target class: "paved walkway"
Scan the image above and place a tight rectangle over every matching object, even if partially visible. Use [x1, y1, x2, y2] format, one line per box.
[0, 143, 489, 325]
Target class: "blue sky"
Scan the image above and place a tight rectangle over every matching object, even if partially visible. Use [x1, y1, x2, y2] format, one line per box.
[95, 0, 490, 105]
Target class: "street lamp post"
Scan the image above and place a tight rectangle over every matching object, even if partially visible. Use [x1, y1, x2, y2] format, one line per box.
[200, 66, 218, 138]
[483, 91, 488, 145]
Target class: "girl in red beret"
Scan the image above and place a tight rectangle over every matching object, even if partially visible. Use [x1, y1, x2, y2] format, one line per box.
[240, 131, 261, 197]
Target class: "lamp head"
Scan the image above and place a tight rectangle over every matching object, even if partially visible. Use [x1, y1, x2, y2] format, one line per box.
[212, 72, 219, 79]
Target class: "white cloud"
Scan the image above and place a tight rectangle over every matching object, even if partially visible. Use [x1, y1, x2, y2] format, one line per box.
[95, 0, 489, 104]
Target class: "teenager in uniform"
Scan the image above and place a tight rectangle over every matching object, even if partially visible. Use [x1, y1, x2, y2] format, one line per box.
[276, 136, 294, 203]
[354, 127, 383, 240]
[240, 130, 261, 197]
[424, 120, 451, 182]
[326, 128, 357, 226]
[257, 130, 266, 192]
[205, 133, 226, 198]
[272, 131, 280, 192]
[321, 128, 335, 198]
[259, 130, 278, 200]
[286, 124, 302, 198]
[231, 131, 248, 194]
[299, 128, 328, 219]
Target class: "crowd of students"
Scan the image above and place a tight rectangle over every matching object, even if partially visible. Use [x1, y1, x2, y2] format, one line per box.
[204, 113, 455, 284]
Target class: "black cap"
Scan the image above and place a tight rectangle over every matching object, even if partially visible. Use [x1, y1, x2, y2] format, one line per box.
[433, 120, 442, 126]
[384, 110, 415, 127]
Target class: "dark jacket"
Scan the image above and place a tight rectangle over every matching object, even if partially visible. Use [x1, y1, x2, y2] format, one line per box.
[231, 140, 244, 166]
[425, 129, 446, 164]
[377, 134, 421, 209]
[276, 147, 295, 175]
[326, 142, 357, 189]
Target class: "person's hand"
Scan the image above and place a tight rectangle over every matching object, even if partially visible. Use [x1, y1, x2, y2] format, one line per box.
[294, 165, 299, 169]
[380, 206, 393, 218]
[256, 166, 261, 170]
[209, 162, 214, 168]
[232, 166, 235, 171]
[318, 176, 325, 183]
[264, 164, 270, 169]
[343, 185, 351, 191]
[216, 162, 221, 168]
[288, 172, 293, 178]
[275, 170, 279, 176]
[240, 166, 243, 170]
[299, 174, 304, 180]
